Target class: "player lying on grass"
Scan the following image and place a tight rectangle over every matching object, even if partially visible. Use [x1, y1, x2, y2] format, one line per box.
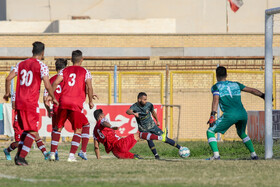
[206, 66, 265, 160]
[46, 50, 97, 162]
[93, 109, 168, 159]
[3, 93, 50, 161]
[126, 92, 183, 159]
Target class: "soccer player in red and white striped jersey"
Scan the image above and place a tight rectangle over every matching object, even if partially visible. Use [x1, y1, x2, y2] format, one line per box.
[3, 92, 50, 161]
[3, 41, 58, 166]
[93, 109, 167, 159]
[43, 58, 67, 161]
[47, 50, 97, 162]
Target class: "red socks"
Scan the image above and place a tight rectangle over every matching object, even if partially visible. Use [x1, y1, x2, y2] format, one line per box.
[51, 130, 61, 153]
[140, 132, 161, 140]
[7, 142, 18, 152]
[19, 133, 35, 158]
[36, 139, 47, 155]
[17, 132, 27, 155]
[70, 134, 81, 154]
[81, 124, 90, 153]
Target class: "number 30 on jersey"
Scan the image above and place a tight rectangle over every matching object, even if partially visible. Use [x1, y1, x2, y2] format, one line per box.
[20, 69, 33, 86]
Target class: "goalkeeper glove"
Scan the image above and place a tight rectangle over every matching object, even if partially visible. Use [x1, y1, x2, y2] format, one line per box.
[207, 111, 216, 127]
[260, 93, 274, 101]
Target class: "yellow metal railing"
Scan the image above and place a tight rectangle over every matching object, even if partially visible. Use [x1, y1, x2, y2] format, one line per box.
[118, 72, 164, 104]
[92, 72, 112, 104]
[170, 71, 215, 139]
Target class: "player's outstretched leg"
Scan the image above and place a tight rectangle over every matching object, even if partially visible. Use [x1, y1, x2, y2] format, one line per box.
[78, 124, 90, 160]
[68, 133, 81, 162]
[237, 132, 258, 159]
[3, 142, 18, 160]
[236, 120, 258, 160]
[206, 129, 220, 160]
[240, 134, 258, 160]
[140, 132, 163, 141]
[147, 140, 160, 159]
[161, 128, 182, 150]
[35, 138, 49, 160]
[50, 130, 61, 161]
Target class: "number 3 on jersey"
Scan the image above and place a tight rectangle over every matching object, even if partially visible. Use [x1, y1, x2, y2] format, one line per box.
[68, 73, 76, 86]
[20, 69, 33, 86]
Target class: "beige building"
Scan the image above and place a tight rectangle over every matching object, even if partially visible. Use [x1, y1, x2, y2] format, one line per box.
[0, 0, 280, 33]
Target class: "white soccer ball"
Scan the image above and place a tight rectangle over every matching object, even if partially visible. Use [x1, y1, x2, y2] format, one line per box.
[179, 147, 190, 158]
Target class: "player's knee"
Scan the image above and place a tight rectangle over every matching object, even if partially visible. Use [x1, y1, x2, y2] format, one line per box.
[75, 128, 82, 134]
[238, 132, 247, 139]
[206, 129, 215, 137]
[30, 131, 39, 138]
[134, 133, 140, 141]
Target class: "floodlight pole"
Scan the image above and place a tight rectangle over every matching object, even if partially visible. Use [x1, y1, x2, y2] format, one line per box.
[264, 7, 280, 159]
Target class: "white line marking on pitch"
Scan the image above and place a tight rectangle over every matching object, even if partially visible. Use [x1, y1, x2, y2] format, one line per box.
[0, 173, 59, 183]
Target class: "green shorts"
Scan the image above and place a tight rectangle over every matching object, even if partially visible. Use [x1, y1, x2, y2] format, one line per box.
[208, 112, 248, 135]
[138, 121, 163, 136]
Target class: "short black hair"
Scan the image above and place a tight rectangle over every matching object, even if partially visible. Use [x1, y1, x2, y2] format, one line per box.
[94, 109, 103, 121]
[55, 58, 67, 71]
[72, 50, 83, 64]
[138, 92, 147, 99]
[32, 41, 45, 55]
[216, 66, 227, 79]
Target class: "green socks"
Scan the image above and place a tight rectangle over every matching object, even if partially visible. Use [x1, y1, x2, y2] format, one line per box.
[207, 130, 219, 154]
[240, 133, 255, 153]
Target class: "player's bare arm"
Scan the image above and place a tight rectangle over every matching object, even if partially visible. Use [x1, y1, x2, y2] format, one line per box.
[207, 95, 219, 127]
[43, 76, 58, 106]
[242, 87, 265, 99]
[86, 78, 95, 109]
[94, 139, 100, 159]
[102, 120, 119, 130]
[3, 69, 16, 101]
[12, 101, 15, 110]
[151, 110, 160, 126]
[211, 95, 219, 113]
[126, 109, 139, 118]
[43, 95, 52, 117]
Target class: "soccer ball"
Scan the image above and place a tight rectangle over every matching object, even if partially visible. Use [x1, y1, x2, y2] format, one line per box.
[179, 147, 190, 158]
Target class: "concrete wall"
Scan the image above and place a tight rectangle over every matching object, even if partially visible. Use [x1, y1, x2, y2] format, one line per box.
[58, 19, 176, 33]
[0, 34, 280, 57]
[1, 0, 280, 33]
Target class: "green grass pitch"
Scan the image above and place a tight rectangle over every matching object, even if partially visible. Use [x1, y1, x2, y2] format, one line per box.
[1, 141, 280, 187]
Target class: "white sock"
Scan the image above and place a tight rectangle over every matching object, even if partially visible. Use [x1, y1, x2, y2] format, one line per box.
[69, 153, 75, 158]
[213, 152, 220, 158]
[251, 152, 257, 157]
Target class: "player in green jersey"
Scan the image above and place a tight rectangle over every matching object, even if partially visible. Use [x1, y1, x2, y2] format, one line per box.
[207, 66, 265, 160]
[127, 92, 183, 159]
